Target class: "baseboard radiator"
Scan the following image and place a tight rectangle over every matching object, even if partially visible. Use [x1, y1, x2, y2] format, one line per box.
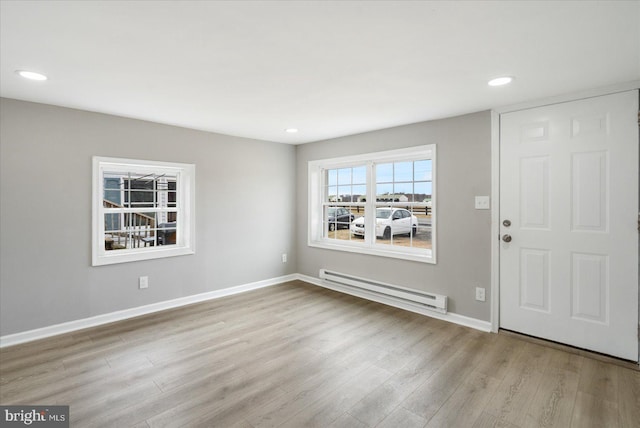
[319, 269, 447, 314]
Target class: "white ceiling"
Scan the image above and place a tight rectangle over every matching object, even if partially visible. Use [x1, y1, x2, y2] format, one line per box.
[1, 1, 639, 144]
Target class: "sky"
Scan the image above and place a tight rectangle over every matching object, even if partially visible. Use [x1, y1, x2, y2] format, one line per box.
[326, 160, 433, 202]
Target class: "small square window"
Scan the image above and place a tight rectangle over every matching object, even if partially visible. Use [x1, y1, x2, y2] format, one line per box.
[92, 157, 195, 266]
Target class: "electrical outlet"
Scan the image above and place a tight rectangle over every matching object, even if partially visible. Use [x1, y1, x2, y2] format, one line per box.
[281, 253, 287, 263]
[139, 276, 149, 289]
[475, 286, 485, 302]
[475, 196, 490, 210]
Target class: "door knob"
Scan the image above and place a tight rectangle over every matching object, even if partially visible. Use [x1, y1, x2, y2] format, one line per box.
[502, 234, 512, 243]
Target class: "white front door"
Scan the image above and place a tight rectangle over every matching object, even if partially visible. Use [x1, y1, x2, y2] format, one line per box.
[499, 90, 639, 361]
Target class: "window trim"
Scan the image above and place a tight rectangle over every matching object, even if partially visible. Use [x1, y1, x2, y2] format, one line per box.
[308, 145, 436, 264]
[92, 156, 196, 266]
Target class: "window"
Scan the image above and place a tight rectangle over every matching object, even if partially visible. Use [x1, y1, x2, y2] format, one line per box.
[92, 157, 195, 266]
[308, 145, 436, 263]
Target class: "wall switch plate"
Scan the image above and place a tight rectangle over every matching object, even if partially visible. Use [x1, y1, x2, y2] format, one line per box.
[139, 276, 149, 289]
[475, 287, 486, 302]
[475, 196, 490, 210]
[281, 253, 287, 263]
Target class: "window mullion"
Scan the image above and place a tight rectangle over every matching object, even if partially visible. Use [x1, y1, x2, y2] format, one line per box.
[173, 173, 178, 246]
[365, 162, 376, 245]
[127, 172, 131, 209]
[98, 167, 107, 256]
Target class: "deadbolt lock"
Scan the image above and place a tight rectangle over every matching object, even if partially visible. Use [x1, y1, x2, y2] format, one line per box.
[503, 219, 512, 227]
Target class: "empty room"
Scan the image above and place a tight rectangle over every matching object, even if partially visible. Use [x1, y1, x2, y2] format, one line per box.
[1, 1, 639, 427]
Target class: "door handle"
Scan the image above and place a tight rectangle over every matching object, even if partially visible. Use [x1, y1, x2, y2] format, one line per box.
[502, 234, 512, 243]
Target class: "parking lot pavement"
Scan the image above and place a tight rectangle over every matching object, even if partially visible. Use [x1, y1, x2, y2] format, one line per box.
[326, 228, 432, 250]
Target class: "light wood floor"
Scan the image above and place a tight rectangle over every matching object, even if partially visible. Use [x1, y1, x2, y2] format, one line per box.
[1, 280, 638, 427]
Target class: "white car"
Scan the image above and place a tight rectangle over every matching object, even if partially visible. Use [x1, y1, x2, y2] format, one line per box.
[350, 208, 418, 239]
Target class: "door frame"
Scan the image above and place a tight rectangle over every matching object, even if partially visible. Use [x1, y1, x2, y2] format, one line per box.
[489, 81, 640, 352]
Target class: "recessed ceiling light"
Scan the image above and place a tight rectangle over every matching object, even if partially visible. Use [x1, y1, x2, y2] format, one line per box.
[488, 76, 513, 87]
[16, 70, 48, 81]
[285, 128, 298, 133]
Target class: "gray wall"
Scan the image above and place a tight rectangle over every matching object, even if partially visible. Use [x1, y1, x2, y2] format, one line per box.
[295, 111, 492, 321]
[0, 98, 297, 336]
[0, 98, 492, 337]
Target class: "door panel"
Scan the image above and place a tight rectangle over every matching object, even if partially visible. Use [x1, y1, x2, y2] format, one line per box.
[519, 248, 550, 312]
[520, 156, 550, 229]
[571, 151, 607, 231]
[570, 252, 608, 323]
[500, 90, 638, 361]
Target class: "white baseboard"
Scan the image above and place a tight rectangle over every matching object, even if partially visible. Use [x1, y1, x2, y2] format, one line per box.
[296, 274, 493, 333]
[0, 274, 298, 348]
[1, 272, 491, 348]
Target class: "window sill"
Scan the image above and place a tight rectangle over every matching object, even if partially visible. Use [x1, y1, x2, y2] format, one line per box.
[92, 246, 195, 266]
[308, 239, 435, 264]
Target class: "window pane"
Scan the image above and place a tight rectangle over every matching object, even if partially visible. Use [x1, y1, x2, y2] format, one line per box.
[103, 178, 122, 206]
[124, 179, 152, 209]
[376, 163, 393, 183]
[338, 185, 352, 201]
[337, 168, 351, 185]
[414, 160, 432, 181]
[104, 213, 120, 232]
[157, 218, 177, 246]
[104, 211, 155, 251]
[374, 206, 432, 250]
[103, 211, 178, 251]
[346, 206, 369, 241]
[326, 186, 338, 202]
[394, 182, 412, 198]
[414, 182, 430, 201]
[157, 211, 177, 226]
[376, 183, 393, 197]
[352, 166, 366, 185]
[394, 161, 413, 182]
[127, 190, 154, 207]
[352, 185, 366, 201]
[167, 191, 177, 208]
[101, 172, 178, 209]
[327, 169, 337, 186]
[327, 166, 368, 203]
[103, 178, 121, 191]
[325, 205, 359, 241]
[167, 181, 177, 208]
[103, 171, 178, 208]
[128, 178, 153, 190]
